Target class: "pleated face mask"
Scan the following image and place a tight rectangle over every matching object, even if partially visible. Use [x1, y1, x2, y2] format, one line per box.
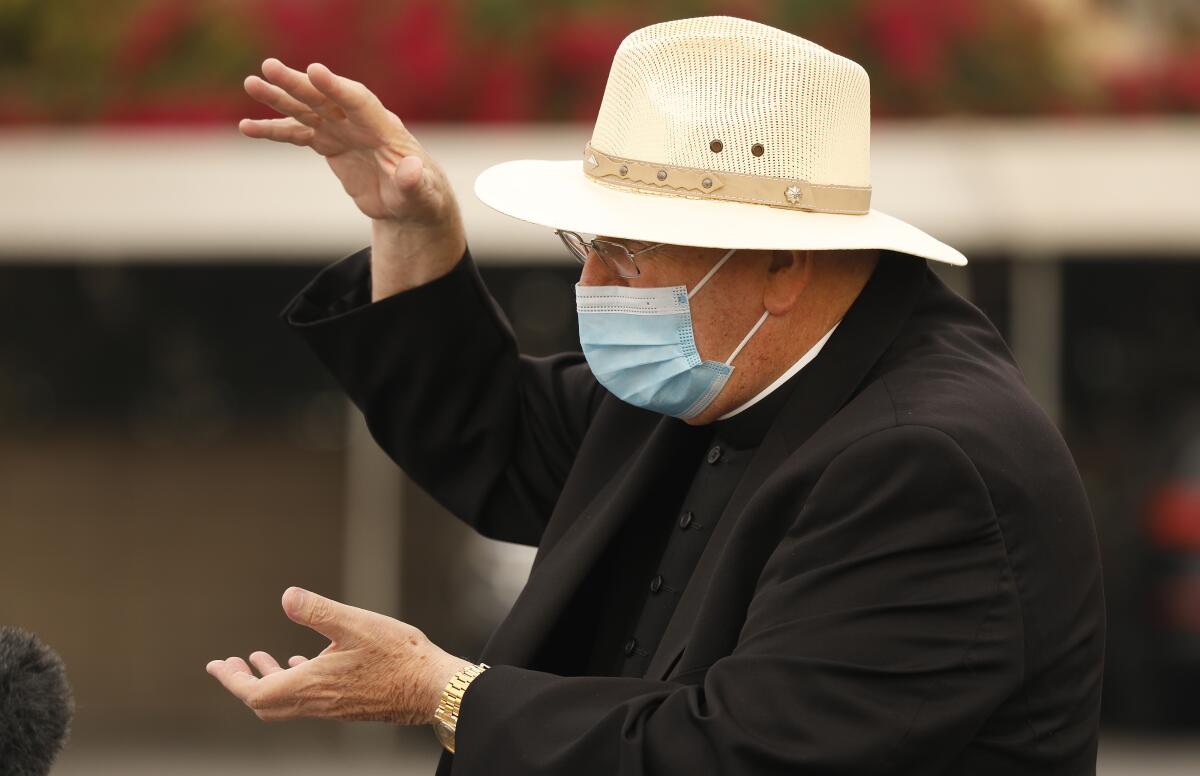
[575, 248, 769, 420]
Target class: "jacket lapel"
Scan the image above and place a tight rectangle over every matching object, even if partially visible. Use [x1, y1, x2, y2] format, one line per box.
[646, 252, 930, 681]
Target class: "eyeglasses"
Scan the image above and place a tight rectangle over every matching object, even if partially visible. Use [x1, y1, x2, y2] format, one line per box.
[556, 230, 664, 278]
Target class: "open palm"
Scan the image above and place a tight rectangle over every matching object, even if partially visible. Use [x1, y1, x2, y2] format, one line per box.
[206, 587, 470, 726]
[239, 58, 459, 230]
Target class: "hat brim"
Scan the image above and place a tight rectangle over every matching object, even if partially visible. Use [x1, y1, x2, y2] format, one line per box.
[475, 159, 967, 266]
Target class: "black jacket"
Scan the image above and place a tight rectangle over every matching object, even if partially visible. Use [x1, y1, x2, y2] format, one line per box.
[283, 246, 1105, 775]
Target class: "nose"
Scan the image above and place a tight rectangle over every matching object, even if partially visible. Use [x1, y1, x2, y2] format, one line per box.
[578, 249, 627, 287]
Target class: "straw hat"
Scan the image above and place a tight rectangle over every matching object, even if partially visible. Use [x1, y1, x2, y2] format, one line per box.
[475, 16, 967, 266]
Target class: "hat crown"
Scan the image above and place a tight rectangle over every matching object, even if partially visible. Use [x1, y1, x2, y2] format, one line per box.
[591, 16, 871, 187]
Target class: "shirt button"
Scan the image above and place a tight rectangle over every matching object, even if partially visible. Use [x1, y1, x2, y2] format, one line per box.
[649, 574, 663, 593]
[706, 446, 722, 464]
[623, 637, 638, 656]
[678, 511, 693, 529]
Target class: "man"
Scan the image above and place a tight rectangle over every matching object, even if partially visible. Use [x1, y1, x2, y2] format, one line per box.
[206, 17, 1105, 775]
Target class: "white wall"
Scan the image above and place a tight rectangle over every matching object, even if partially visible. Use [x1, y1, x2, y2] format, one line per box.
[1, 120, 1197, 263]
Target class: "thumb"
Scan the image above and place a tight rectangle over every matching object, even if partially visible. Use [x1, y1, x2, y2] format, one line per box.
[281, 586, 359, 644]
[392, 153, 424, 191]
[390, 154, 442, 213]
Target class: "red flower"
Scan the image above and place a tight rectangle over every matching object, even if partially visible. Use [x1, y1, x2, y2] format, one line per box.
[0, 94, 51, 126]
[937, 0, 982, 36]
[116, 0, 194, 75]
[1164, 47, 1200, 111]
[543, 13, 630, 121]
[468, 50, 537, 123]
[254, 0, 362, 73]
[859, 0, 985, 86]
[371, 0, 461, 121]
[861, 0, 949, 84]
[1104, 67, 1161, 115]
[101, 92, 245, 126]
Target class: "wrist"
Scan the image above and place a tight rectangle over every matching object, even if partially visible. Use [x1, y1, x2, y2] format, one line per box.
[369, 218, 465, 302]
[430, 659, 489, 753]
[424, 652, 475, 726]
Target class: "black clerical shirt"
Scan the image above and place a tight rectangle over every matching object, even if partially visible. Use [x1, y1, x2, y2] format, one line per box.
[584, 373, 803, 678]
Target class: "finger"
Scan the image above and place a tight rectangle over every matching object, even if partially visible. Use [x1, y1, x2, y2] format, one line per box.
[206, 659, 258, 702]
[287, 655, 309, 667]
[244, 75, 322, 127]
[305, 62, 393, 135]
[238, 117, 314, 147]
[226, 656, 254, 675]
[261, 58, 345, 121]
[281, 586, 360, 644]
[249, 651, 285, 676]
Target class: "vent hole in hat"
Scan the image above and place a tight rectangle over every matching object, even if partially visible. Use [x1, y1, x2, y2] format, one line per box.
[710, 140, 723, 153]
[751, 143, 765, 157]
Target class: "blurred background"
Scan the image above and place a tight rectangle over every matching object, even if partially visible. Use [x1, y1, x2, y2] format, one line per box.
[0, 0, 1197, 773]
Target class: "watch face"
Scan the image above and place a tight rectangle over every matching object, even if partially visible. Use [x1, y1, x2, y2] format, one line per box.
[433, 719, 456, 753]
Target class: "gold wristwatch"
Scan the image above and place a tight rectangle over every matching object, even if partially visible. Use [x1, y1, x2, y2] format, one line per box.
[432, 662, 490, 753]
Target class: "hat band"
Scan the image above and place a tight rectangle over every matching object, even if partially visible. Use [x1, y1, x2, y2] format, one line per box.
[583, 143, 871, 216]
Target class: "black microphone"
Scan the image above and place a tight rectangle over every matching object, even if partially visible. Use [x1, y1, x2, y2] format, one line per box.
[0, 626, 74, 776]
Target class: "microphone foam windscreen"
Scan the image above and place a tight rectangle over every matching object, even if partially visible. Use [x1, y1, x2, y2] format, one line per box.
[0, 626, 74, 776]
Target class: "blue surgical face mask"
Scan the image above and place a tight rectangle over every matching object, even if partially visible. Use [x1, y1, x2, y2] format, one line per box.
[575, 248, 769, 420]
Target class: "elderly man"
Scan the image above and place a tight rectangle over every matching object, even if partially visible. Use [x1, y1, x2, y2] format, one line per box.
[206, 17, 1105, 776]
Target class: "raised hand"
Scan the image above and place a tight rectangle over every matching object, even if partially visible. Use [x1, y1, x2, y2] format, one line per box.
[241, 59, 466, 298]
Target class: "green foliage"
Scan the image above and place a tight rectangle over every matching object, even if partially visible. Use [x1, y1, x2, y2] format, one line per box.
[0, 0, 1194, 124]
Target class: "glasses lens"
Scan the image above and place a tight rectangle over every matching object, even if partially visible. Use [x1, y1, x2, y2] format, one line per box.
[593, 240, 640, 277]
[558, 231, 588, 265]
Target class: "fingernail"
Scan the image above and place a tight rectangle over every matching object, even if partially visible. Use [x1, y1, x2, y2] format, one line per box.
[285, 586, 307, 612]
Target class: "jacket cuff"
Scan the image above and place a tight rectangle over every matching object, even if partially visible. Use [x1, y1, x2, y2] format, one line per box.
[280, 244, 475, 327]
[454, 664, 539, 760]
[451, 663, 672, 771]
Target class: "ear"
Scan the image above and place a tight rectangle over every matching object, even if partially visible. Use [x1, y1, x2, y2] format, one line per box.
[762, 249, 812, 315]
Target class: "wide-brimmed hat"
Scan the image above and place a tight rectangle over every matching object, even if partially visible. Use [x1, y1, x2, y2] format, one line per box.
[475, 16, 966, 266]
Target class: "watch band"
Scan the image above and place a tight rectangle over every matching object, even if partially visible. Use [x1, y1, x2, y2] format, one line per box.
[432, 662, 490, 753]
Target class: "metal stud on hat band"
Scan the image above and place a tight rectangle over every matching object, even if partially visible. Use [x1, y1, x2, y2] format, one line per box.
[583, 143, 872, 216]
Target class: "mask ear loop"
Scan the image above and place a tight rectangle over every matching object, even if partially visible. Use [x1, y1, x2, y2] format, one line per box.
[686, 248, 738, 300]
[724, 309, 770, 365]
[683, 247, 769, 365]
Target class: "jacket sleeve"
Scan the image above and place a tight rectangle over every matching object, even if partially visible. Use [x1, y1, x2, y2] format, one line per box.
[450, 424, 1024, 775]
[281, 244, 604, 547]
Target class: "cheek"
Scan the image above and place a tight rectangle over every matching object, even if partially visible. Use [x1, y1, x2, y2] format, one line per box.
[631, 263, 685, 289]
[689, 277, 765, 359]
[689, 299, 739, 361]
